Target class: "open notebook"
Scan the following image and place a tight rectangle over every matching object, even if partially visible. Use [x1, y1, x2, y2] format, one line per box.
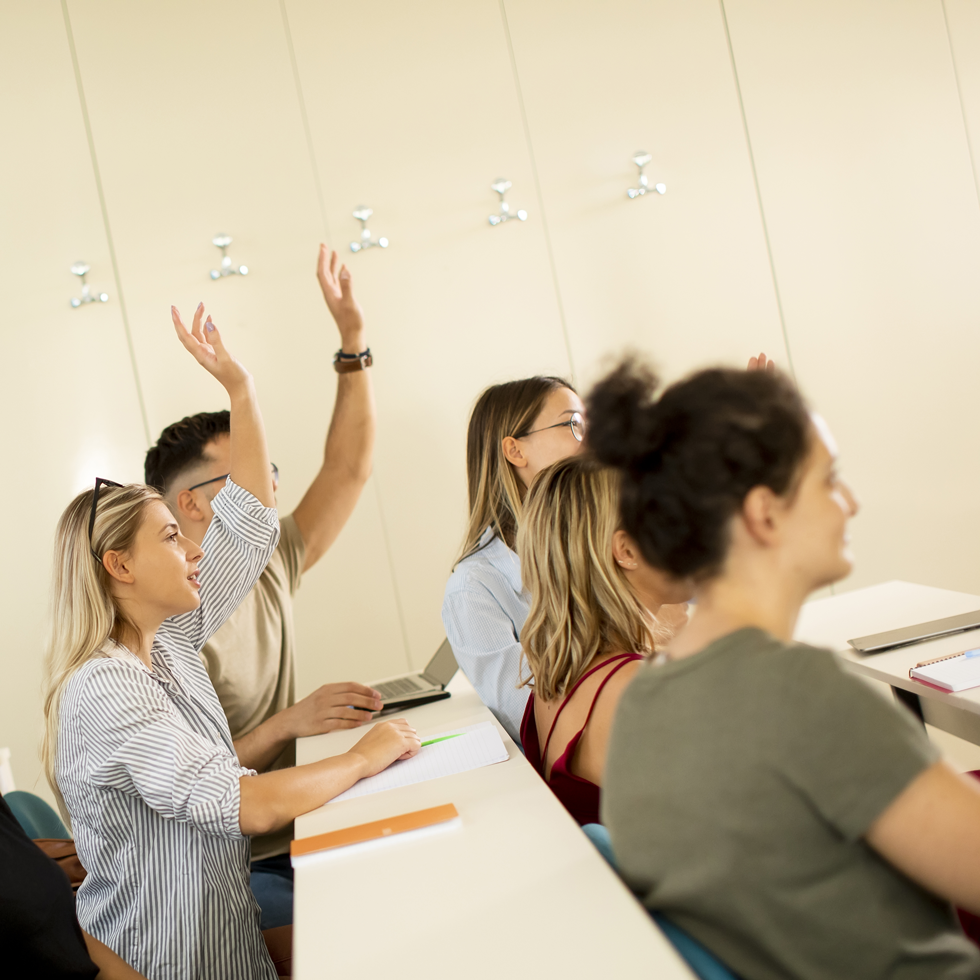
[909, 648, 980, 692]
[329, 721, 509, 803]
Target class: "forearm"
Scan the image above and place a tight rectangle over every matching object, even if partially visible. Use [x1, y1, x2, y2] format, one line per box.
[83, 931, 146, 980]
[292, 367, 376, 567]
[227, 380, 275, 507]
[239, 753, 367, 835]
[234, 710, 295, 773]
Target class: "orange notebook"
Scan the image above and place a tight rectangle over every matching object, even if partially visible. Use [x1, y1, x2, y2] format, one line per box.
[290, 803, 459, 860]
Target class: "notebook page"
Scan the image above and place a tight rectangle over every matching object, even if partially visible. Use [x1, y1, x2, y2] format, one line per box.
[911, 653, 980, 692]
[330, 721, 508, 803]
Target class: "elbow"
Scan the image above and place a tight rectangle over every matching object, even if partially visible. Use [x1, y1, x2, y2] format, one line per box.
[238, 778, 283, 837]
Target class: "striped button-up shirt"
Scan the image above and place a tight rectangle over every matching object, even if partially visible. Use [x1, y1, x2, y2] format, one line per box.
[441, 528, 531, 743]
[58, 480, 280, 980]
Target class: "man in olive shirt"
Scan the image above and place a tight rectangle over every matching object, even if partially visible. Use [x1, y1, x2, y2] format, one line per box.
[603, 629, 980, 980]
[144, 246, 383, 928]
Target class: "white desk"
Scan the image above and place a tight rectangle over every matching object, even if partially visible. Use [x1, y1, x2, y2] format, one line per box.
[291, 672, 694, 980]
[796, 580, 980, 746]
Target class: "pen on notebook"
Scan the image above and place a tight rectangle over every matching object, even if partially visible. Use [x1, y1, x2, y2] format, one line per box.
[421, 733, 465, 748]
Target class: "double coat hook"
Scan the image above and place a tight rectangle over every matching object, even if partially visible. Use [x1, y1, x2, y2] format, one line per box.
[350, 207, 388, 252]
[70, 263, 108, 307]
[627, 152, 666, 199]
[488, 179, 527, 226]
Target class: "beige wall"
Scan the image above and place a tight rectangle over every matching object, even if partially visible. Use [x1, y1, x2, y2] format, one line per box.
[2, 0, 980, 803]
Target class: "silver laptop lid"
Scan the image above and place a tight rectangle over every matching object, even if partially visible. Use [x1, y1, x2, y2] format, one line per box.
[420, 638, 458, 688]
[848, 609, 980, 654]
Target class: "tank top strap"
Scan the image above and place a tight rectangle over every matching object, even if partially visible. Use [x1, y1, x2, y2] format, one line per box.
[541, 652, 644, 762]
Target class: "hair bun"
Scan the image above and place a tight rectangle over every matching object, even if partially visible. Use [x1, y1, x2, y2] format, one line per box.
[586, 357, 662, 470]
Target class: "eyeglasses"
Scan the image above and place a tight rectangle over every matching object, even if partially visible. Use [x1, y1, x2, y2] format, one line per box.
[518, 412, 586, 443]
[89, 477, 123, 564]
[187, 462, 279, 493]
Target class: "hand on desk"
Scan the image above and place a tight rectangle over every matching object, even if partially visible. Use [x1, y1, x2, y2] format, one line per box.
[285, 682, 384, 737]
[348, 719, 422, 778]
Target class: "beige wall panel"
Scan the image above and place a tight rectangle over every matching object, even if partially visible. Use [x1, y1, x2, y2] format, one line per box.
[945, 0, 980, 196]
[502, 0, 788, 388]
[0, 2, 147, 801]
[65, 0, 409, 684]
[285, 0, 572, 667]
[724, 0, 980, 595]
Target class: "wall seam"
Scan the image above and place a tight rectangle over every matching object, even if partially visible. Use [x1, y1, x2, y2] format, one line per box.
[278, 0, 413, 669]
[278, 0, 333, 247]
[61, 0, 151, 445]
[718, 0, 796, 380]
[498, 0, 577, 384]
[940, 0, 980, 212]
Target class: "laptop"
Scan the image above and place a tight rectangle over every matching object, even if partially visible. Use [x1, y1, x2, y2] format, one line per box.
[371, 638, 459, 712]
[848, 609, 980, 655]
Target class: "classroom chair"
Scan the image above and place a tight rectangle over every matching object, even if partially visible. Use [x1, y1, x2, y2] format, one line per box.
[4, 790, 70, 839]
[580, 823, 740, 980]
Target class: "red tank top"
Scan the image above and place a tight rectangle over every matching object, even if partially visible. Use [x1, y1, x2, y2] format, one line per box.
[520, 652, 644, 826]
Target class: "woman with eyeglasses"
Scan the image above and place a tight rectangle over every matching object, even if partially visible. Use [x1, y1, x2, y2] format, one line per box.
[441, 377, 587, 742]
[42, 306, 420, 980]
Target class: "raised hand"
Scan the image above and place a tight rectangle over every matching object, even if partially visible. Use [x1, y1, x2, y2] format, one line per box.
[347, 719, 422, 778]
[316, 244, 365, 349]
[747, 352, 776, 373]
[171, 302, 251, 394]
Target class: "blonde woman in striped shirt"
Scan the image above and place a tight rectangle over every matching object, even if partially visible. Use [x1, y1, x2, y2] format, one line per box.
[42, 306, 420, 980]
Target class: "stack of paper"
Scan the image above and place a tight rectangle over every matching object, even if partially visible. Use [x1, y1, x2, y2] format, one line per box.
[330, 721, 509, 803]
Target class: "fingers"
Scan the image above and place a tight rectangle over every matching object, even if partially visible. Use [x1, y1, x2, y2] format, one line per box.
[317, 243, 329, 283]
[171, 306, 193, 348]
[202, 315, 225, 354]
[339, 264, 352, 300]
[329, 249, 339, 281]
[191, 302, 206, 343]
[342, 694, 383, 711]
[327, 706, 378, 722]
[325, 719, 366, 732]
[323, 681, 383, 699]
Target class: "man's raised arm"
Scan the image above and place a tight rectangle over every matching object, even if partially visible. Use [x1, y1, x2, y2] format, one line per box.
[292, 245, 377, 571]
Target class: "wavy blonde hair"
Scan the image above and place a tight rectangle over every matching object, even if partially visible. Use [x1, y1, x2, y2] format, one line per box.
[456, 376, 573, 563]
[42, 484, 161, 817]
[517, 455, 655, 702]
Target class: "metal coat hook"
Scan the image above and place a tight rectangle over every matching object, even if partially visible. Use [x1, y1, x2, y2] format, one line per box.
[70, 262, 108, 307]
[627, 152, 666, 199]
[488, 179, 527, 226]
[349, 207, 388, 252]
[210, 235, 249, 280]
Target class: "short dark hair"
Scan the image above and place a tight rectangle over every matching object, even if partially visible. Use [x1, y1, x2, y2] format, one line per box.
[587, 358, 811, 581]
[144, 410, 231, 493]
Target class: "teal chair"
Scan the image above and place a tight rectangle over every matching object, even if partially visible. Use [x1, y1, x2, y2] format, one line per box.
[4, 790, 70, 839]
[581, 823, 739, 980]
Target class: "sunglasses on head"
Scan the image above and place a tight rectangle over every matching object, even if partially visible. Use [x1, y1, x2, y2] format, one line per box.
[89, 477, 124, 564]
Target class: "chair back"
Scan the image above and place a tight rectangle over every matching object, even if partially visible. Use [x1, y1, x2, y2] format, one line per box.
[4, 790, 70, 839]
[580, 823, 740, 980]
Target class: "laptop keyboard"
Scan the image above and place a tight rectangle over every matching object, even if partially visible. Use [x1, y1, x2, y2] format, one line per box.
[375, 676, 425, 699]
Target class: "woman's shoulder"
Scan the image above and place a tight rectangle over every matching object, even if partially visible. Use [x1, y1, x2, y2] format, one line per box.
[447, 534, 519, 589]
[62, 648, 155, 707]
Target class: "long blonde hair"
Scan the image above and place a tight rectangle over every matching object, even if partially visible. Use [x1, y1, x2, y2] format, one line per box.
[42, 483, 161, 813]
[517, 455, 654, 702]
[456, 376, 573, 562]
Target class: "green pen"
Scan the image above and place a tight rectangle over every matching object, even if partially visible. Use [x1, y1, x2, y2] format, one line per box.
[420, 733, 465, 748]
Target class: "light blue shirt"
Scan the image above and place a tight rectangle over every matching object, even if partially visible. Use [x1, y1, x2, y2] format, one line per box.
[441, 528, 530, 743]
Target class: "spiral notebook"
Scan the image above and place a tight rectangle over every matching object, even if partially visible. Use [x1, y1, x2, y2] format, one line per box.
[329, 721, 508, 803]
[909, 648, 980, 692]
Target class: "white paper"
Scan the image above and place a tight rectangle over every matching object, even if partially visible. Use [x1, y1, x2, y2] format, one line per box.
[330, 721, 508, 803]
[911, 653, 980, 692]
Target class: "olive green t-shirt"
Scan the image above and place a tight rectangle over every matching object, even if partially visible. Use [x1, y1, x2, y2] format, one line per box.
[603, 627, 980, 980]
[200, 513, 305, 862]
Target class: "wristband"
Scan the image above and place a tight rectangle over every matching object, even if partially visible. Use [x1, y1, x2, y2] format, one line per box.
[333, 348, 373, 373]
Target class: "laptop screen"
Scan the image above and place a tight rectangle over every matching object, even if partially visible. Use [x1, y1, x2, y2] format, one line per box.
[421, 638, 458, 687]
